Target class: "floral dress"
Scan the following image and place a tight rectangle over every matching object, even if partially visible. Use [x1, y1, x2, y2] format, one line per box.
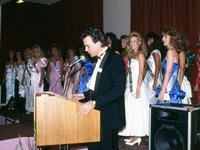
[28, 58, 47, 111]
[5, 65, 16, 104]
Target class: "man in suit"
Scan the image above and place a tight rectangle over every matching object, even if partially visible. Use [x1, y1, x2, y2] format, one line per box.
[72, 28, 126, 150]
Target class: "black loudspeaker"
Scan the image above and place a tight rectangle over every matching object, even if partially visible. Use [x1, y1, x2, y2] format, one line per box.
[150, 103, 200, 150]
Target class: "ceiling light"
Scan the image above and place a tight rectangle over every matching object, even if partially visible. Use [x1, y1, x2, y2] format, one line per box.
[16, 0, 24, 4]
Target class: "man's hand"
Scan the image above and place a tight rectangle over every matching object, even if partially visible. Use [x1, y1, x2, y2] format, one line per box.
[72, 93, 85, 101]
[79, 100, 95, 116]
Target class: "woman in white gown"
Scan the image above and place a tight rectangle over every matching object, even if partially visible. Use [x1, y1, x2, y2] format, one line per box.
[3, 50, 16, 104]
[28, 45, 47, 112]
[178, 31, 192, 104]
[118, 32, 149, 146]
[22, 48, 33, 114]
[144, 32, 163, 104]
[15, 50, 25, 98]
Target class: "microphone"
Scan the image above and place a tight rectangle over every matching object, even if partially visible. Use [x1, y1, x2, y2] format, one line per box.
[69, 57, 85, 68]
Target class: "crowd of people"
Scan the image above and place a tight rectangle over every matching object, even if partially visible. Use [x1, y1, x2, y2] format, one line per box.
[1, 27, 200, 148]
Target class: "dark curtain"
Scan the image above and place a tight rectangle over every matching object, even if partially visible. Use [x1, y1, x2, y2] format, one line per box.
[131, 0, 200, 104]
[1, 0, 103, 51]
[0, 0, 103, 102]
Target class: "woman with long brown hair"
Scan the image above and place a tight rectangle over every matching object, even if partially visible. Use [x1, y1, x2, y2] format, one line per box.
[155, 27, 185, 103]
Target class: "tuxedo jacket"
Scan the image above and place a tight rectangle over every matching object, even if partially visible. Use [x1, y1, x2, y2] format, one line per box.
[84, 49, 126, 130]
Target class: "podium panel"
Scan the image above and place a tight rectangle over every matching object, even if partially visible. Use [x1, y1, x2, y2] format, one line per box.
[34, 92, 100, 146]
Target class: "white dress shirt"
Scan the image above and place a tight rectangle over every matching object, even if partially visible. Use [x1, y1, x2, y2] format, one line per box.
[87, 47, 108, 91]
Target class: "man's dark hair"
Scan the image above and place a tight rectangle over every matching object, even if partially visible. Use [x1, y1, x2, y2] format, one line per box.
[81, 28, 108, 47]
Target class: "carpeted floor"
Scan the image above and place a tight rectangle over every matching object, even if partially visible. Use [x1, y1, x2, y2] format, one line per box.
[0, 108, 149, 150]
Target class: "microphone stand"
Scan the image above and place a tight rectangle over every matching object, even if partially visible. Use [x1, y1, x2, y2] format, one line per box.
[63, 65, 74, 97]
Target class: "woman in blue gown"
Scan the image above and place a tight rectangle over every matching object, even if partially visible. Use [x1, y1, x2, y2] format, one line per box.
[77, 53, 94, 93]
[155, 27, 185, 103]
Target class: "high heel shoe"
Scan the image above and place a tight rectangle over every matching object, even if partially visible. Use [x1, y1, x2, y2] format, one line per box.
[124, 137, 133, 142]
[125, 137, 142, 146]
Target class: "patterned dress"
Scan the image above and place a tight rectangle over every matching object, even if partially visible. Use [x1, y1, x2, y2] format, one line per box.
[78, 60, 94, 93]
[5, 65, 16, 104]
[15, 64, 25, 98]
[49, 60, 63, 95]
[155, 59, 185, 103]
[24, 62, 33, 112]
[28, 58, 47, 111]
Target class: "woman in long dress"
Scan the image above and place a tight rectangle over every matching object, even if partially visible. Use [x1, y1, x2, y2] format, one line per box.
[15, 50, 25, 98]
[3, 50, 16, 104]
[47, 46, 63, 95]
[28, 45, 47, 111]
[22, 48, 33, 114]
[144, 32, 163, 104]
[63, 48, 79, 98]
[76, 53, 94, 93]
[118, 32, 149, 146]
[155, 27, 185, 103]
[177, 31, 193, 104]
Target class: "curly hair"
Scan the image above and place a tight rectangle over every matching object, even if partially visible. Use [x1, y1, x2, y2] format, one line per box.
[177, 31, 190, 52]
[162, 27, 182, 53]
[32, 44, 44, 57]
[126, 31, 147, 61]
[81, 28, 108, 47]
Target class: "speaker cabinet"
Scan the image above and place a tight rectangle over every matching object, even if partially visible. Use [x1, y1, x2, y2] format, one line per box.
[149, 103, 200, 150]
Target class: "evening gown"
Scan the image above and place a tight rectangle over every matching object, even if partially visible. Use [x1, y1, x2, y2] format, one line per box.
[144, 49, 163, 104]
[155, 59, 185, 103]
[118, 58, 149, 137]
[180, 53, 195, 104]
[78, 60, 94, 93]
[49, 60, 63, 95]
[24, 62, 33, 112]
[5, 65, 16, 104]
[15, 64, 25, 98]
[28, 58, 47, 112]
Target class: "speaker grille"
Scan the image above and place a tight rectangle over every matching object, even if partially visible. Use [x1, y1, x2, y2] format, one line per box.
[154, 125, 185, 150]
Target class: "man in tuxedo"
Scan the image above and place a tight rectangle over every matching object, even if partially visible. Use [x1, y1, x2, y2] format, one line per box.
[72, 28, 126, 150]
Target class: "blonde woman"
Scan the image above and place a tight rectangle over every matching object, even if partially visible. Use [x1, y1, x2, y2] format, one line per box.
[28, 45, 47, 111]
[118, 32, 149, 146]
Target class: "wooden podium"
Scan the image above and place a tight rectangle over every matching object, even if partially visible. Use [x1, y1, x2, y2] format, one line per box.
[34, 92, 100, 146]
